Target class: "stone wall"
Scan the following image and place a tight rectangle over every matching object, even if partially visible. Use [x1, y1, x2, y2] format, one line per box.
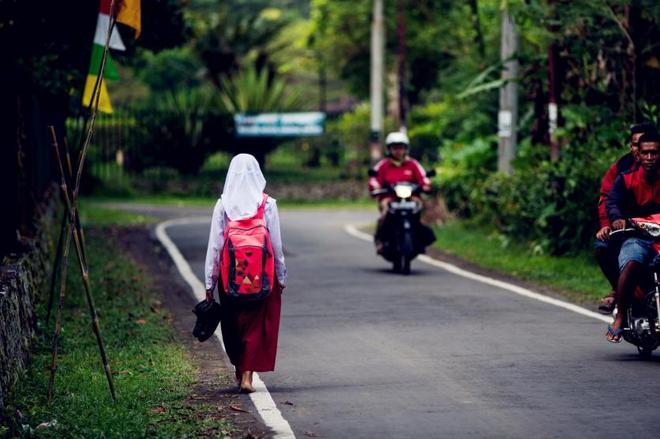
[0, 189, 58, 411]
[267, 180, 366, 201]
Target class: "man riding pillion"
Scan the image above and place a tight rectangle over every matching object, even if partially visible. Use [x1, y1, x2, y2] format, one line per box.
[368, 131, 433, 255]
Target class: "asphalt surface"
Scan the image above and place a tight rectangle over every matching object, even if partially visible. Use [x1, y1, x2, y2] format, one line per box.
[159, 206, 660, 439]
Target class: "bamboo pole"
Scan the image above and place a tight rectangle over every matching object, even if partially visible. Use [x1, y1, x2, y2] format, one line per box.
[47, 137, 76, 326]
[47, 224, 72, 402]
[50, 127, 117, 401]
[46, 212, 68, 326]
[45, 0, 118, 402]
[74, 14, 115, 203]
[63, 137, 88, 267]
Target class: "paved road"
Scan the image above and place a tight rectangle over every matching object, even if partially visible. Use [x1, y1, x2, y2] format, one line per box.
[162, 207, 660, 439]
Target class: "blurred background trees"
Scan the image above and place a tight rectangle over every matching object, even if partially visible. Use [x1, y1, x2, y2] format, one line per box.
[3, 0, 659, 256]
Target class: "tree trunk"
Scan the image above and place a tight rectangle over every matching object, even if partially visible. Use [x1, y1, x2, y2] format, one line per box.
[468, 0, 485, 58]
[369, 0, 385, 164]
[625, 5, 640, 121]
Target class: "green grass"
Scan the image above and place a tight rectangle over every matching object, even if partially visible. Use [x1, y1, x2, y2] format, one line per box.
[433, 220, 608, 303]
[4, 230, 232, 438]
[77, 204, 159, 226]
[82, 196, 373, 210]
[83, 195, 216, 209]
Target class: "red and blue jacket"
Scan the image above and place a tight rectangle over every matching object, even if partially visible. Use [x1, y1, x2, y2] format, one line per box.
[598, 153, 636, 228]
[368, 157, 430, 196]
[606, 165, 660, 222]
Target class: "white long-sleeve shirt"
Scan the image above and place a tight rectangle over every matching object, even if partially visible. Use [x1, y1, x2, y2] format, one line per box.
[204, 196, 287, 291]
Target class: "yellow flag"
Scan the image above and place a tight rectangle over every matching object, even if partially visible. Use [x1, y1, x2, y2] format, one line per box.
[82, 74, 113, 113]
[117, 0, 141, 38]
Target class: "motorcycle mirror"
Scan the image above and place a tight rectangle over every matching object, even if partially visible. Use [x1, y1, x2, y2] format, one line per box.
[368, 168, 378, 177]
[425, 169, 437, 178]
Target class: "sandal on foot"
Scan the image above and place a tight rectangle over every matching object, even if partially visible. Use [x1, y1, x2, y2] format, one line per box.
[598, 293, 616, 315]
[606, 324, 624, 343]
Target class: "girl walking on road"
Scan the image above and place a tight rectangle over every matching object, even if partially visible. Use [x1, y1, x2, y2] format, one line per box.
[204, 153, 287, 393]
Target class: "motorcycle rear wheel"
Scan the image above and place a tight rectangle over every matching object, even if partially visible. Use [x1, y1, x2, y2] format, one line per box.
[637, 345, 654, 359]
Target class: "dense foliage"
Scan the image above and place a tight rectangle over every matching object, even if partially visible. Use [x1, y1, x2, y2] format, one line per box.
[24, 0, 659, 255]
[309, 0, 660, 254]
[309, 0, 658, 253]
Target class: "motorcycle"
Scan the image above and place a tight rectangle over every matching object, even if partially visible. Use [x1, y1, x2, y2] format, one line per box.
[610, 213, 660, 358]
[368, 169, 436, 275]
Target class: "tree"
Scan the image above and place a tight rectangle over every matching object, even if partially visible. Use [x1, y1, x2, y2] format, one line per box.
[0, 0, 191, 255]
[193, 5, 292, 88]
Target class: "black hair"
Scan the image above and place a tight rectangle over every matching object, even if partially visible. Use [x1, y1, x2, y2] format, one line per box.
[630, 122, 657, 136]
[638, 131, 660, 145]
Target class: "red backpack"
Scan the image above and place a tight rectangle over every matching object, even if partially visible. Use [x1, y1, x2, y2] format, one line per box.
[221, 193, 276, 301]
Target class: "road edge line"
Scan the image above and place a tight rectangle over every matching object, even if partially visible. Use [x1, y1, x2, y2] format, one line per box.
[155, 217, 296, 439]
[344, 224, 610, 323]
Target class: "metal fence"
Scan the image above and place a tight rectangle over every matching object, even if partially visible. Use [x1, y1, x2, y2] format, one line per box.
[66, 109, 141, 188]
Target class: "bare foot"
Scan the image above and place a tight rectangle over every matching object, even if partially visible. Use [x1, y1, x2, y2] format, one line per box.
[235, 369, 241, 386]
[240, 371, 255, 393]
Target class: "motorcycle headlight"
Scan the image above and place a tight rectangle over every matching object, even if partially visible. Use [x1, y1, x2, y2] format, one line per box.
[637, 222, 660, 238]
[394, 184, 413, 199]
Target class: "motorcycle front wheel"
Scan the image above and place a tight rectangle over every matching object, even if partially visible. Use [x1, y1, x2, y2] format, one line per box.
[393, 254, 411, 275]
[393, 232, 413, 275]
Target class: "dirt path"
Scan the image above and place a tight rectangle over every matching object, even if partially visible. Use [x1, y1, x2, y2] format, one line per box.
[115, 226, 272, 438]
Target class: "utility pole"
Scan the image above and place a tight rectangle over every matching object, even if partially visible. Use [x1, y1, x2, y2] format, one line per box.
[548, 40, 560, 161]
[497, 8, 519, 174]
[318, 4, 328, 115]
[547, 0, 560, 161]
[370, 0, 385, 164]
[397, 0, 407, 133]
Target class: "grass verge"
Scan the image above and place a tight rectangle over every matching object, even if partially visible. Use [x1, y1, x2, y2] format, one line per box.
[78, 203, 159, 226]
[3, 229, 231, 438]
[83, 196, 373, 210]
[433, 220, 608, 303]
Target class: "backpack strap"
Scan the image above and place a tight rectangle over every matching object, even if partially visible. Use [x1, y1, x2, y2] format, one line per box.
[255, 193, 268, 219]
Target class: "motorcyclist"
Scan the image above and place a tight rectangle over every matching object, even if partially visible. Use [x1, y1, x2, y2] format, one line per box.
[368, 131, 432, 254]
[605, 131, 660, 342]
[595, 122, 656, 314]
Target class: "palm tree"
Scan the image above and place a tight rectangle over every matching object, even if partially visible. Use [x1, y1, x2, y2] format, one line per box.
[217, 65, 301, 166]
[219, 66, 300, 113]
[194, 6, 290, 88]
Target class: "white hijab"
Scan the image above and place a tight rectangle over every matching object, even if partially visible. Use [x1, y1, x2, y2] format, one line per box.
[221, 154, 267, 220]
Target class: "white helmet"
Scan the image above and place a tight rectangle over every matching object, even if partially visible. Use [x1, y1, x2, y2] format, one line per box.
[385, 131, 410, 147]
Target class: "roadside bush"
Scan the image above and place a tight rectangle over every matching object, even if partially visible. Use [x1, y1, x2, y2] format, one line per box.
[438, 135, 497, 217]
[124, 87, 233, 175]
[442, 106, 630, 255]
[326, 103, 396, 173]
[471, 158, 600, 255]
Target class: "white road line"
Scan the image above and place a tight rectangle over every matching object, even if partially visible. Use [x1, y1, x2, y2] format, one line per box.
[344, 224, 611, 323]
[155, 217, 296, 439]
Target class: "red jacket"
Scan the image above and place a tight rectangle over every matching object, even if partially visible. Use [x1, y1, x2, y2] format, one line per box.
[368, 157, 431, 195]
[606, 166, 660, 222]
[598, 153, 636, 228]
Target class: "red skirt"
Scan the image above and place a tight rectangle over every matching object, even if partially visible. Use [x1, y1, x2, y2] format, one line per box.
[220, 284, 282, 372]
